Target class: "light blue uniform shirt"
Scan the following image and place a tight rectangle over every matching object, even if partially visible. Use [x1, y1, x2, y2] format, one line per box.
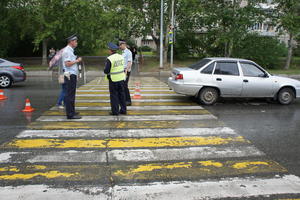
[62, 45, 78, 75]
[122, 48, 132, 72]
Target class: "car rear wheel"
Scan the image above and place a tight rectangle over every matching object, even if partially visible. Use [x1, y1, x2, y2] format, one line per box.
[198, 87, 219, 105]
[0, 74, 12, 88]
[278, 88, 295, 105]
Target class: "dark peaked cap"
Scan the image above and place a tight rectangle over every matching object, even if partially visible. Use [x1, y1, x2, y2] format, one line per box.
[66, 34, 78, 42]
[108, 42, 119, 51]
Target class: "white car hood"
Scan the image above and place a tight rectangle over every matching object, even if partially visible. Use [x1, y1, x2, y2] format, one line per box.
[272, 75, 300, 86]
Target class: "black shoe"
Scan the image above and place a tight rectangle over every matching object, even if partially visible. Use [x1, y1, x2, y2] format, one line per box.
[75, 112, 80, 116]
[67, 115, 82, 119]
[119, 112, 127, 115]
[126, 102, 132, 106]
[109, 112, 118, 116]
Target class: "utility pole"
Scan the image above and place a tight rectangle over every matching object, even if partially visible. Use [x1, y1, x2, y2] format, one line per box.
[170, 0, 175, 68]
[159, 0, 164, 69]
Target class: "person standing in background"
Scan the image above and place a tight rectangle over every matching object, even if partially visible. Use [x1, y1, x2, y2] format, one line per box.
[119, 40, 133, 106]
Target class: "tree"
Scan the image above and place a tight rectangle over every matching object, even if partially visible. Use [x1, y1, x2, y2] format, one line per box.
[4, 0, 117, 65]
[273, 0, 300, 69]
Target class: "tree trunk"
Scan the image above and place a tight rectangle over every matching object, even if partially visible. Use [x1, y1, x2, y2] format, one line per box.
[42, 39, 48, 66]
[151, 33, 160, 60]
[228, 38, 234, 57]
[284, 33, 294, 70]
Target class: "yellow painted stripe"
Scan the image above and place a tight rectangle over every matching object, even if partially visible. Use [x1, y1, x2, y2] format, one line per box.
[76, 96, 185, 100]
[2, 136, 246, 149]
[43, 110, 211, 116]
[0, 164, 108, 181]
[77, 91, 175, 94]
[75, 102, 197, 107]
[28, 120, 224, 130]
[112, 159, 287, 181]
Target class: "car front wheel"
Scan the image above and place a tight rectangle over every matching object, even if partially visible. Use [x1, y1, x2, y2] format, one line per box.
[198, 87, 219, 105]
[278, 88, 295, 105]
[0, 74, 12, 88]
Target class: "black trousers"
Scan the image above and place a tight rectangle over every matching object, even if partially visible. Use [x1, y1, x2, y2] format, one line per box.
[124, 72, 131, 103]
[65, 74, 77, 118]
[109, 80, 127, 114]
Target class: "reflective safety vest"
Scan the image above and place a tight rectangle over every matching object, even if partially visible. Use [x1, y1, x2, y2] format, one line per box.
[107, 53, 125, 82]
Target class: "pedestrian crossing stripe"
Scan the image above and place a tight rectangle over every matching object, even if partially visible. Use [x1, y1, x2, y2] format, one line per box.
[111, 175, 300, 200]
[50, 106, 204, 111]
[74, 102, 198, 107]
[0, 159, 286, 181]
[1, 135, 248, 149]
[76, 99, 188, 103]
[42, 109, 211, 116]
[16, 127, 236, 138]
[0, 164, 108, 182]
[0, 146, 264, 163]
[76, 93, 181, 97]
[75, 95, 185, 100]
[112, 159, 287, 181]
[36, 114, 216, 122]
[77, 88, 171, 91]
[76, 91, 176, 94]
[27, 120, 224, 130]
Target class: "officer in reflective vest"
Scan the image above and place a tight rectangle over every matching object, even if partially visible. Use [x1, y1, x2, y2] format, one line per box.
[104, 42, 127, 115]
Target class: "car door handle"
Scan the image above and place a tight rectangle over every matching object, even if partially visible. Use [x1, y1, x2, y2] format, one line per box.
[216, 78, 222, 81]
[243, 79, 249, 83]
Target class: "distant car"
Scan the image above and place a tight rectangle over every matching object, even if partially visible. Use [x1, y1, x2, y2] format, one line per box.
[168, 57, 300, 105]
[0, 58, 26, 88]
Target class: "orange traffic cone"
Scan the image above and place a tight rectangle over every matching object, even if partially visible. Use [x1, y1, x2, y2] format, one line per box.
[22, 98, 35, 112]
[0, 90, 7, 100]
[133, 82, 142, 99]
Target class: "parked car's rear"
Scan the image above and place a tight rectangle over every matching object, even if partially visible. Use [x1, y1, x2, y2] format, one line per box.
[0, 58, 26, 88]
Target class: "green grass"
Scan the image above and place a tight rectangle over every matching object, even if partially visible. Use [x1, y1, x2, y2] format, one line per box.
[269, 68, 300, 75]
[141, 51, 154, 56]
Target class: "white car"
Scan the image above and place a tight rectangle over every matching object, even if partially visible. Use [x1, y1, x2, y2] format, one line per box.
[168, 58, 300, 105]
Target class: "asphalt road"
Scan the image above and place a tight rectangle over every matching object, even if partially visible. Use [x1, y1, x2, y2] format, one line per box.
[0, 74, 300, 199]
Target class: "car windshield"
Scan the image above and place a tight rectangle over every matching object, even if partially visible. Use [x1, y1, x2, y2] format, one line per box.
[188, 59, 211, 70]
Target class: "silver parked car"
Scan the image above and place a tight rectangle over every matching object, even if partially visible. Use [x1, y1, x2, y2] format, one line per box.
[168, 58, 300, 105]
[0, 58, 26, 88]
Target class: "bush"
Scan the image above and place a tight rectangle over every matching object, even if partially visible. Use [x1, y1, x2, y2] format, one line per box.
[233, 34, 287, 69]
[139, 46, 152, 52]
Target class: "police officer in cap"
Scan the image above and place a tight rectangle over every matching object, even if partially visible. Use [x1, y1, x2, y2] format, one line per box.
[62, 34, 82, 119]
[104, 42, 127, 115]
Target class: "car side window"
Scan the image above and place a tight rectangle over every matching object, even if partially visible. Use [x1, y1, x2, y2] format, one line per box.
[240, 62, 265, 77]
[201, 62, 215, 74]
[214, 62, 239, 76]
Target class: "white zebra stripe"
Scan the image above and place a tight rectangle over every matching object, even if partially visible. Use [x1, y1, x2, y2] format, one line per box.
[16, 127, 236, 138]
[75, 99, 189, 103]
[36, 115, 217, 122]
[112, 175, 300, 200]
[50, 106, 204, 111]
[0, 185, 108, 200]
[0, 146, 264, 164]
[76, 94, 180, 97]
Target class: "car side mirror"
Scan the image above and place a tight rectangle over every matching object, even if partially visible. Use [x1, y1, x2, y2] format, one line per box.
[258, 73, 269, 78]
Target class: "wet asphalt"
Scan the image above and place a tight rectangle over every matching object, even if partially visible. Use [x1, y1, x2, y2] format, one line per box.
[0, 73, 299, 183]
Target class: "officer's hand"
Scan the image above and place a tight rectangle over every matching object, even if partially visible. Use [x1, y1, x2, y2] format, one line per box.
[77, 57, 82, 63]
